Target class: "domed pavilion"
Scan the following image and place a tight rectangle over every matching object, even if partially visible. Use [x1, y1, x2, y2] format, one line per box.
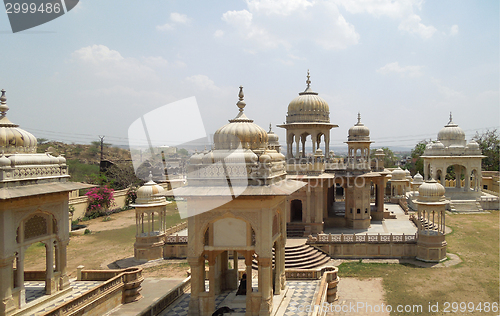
[422, 113, 485, 198]
[172, 87, 305, 316]
[0, 90, 91, 315]
[278, 71, 338, 161]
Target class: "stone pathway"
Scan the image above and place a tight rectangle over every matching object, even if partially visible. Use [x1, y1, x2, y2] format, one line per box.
[23, 280, 102, 316]
[159, 280, 319, 316]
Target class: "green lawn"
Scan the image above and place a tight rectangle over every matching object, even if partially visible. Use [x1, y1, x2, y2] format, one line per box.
[338, 211, 499, 315]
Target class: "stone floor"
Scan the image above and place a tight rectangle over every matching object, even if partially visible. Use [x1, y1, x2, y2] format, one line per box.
[324, 203, 417, 235]
[23, 280, 102, 316]
[159, 279, 319, 316]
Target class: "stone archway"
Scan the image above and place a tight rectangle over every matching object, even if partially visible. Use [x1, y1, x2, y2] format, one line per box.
[290, 200, 303, 222]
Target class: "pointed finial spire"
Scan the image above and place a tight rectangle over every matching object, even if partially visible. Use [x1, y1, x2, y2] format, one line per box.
[236, 86, 246, 112]
[306, 69, 311, 88]
[269, 123, 272, 132]
[448, 111, 453, 124]
[0, 89, 9, 117]
[357, 112, 361, 124]
[148, 171, 153, 182]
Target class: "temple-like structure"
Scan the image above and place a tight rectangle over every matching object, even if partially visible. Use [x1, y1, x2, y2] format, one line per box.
[0, 90, 90, 315]
[174, 87, 305, 316]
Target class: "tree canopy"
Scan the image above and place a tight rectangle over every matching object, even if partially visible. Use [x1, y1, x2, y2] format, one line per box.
[473, 129, 499, 171]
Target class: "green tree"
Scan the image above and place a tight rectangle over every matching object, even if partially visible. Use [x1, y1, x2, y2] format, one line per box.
[473, 129, 499, 171]
[371, 147, 397, 168]
[177, 148, 189, 156]
[404, 140, 428, 175]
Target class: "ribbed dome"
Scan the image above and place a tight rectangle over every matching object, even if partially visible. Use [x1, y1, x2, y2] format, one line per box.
[135, 173, 167, 205]
[0, 90, 37, 154]
[437, 113, 466, 147]
[391, 167, 406, 180]
[286, 71, 330, 124]
[214, 86, 268, 150]
[413, 172, 424, 184]
[466, 140, 480, 150]
[418, 179, 445, 201]
[267, 124, 280, 148]
[348, 113, 370, 141]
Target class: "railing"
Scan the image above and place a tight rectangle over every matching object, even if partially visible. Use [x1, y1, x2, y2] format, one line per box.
[310, 269, 339, 316]
[42, 267, 143, 316]
[165, 221, 187, 237]
[165, 235, 188, 244]
[308, 233, 417, 243]
[285, 266, 336, 280]
[482, 189, 499, 197]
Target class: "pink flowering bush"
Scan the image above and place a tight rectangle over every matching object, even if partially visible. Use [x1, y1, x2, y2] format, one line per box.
[85, 186, 115, 218]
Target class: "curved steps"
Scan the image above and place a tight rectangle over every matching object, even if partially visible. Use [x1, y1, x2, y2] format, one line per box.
[252, 243, 331, 270]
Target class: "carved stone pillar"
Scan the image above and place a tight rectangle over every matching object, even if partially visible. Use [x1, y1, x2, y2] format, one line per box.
[258, 257, 273, 316]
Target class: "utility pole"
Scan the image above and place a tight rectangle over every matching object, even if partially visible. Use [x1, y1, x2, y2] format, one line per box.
[99, 135, 105, 162]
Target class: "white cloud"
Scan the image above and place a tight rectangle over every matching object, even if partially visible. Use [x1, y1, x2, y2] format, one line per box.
[398, 14, 436, 39]
[377, 62, 423, 77]
[337, 0, 436, 39]
[184, 75, 221, 92]
[335, 0, 418, 18]
[72, 44, 124, 63]
[220, 2, 359, 52]
[450, 24, 459, 36]
[157, 12, 191, 31]
[170, 12, 190, 24]
[431, 78, 464, 99]
[214, 29, 224, 38]
[246, 0, 313, 15]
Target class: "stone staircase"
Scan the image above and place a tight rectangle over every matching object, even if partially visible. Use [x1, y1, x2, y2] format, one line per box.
[450, 200, 483, 212]
[286, 224, 305, 237]
[252, 243, 331, 270]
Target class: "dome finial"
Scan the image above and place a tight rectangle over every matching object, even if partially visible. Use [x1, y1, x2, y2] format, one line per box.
[357, 112, 361, 124]
[0, 89, 9, 117]
[448, 112, 453, 124]
[148, 171, 153, 182]
[236, 86, 246, 112]
[306, 69, 311, 88]
[269, 123, 272, 132]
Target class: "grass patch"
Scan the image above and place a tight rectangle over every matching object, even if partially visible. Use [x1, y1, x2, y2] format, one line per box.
[338, 212, 499, 316]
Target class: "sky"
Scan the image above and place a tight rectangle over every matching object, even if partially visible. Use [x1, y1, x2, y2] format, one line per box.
[0, 0, 498, 151]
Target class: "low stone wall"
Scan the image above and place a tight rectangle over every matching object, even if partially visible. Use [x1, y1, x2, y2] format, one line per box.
[138, 276, 191, 316]
[478, 196, 499, 210]
[310, 268, 339, 316]
[69, 188, 129, 220]
[41, 267, 143, 316]
[308, 233, 417, 259]
[285, 266, 337, 280]
[163, 223, 188, 258]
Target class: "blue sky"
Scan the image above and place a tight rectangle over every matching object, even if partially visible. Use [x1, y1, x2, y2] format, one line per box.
[0, 0, 498, 150]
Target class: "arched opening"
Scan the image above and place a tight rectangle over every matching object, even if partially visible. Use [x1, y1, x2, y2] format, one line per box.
[290, 200, 303, 222]
[16, 212, 62, 305]
[445, 164, 466, 188]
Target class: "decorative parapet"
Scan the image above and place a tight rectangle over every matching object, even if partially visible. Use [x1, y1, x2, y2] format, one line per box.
[310, 268, 339, 316]
[164, 221, 187, 237]
[42, 267, 143, 316]
[165, 235, 188, 244]
[308, 233, 417, 244]
[285, 266, 336, 280]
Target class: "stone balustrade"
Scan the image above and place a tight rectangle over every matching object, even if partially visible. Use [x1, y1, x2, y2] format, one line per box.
[42, 267, 143, 316]
[309, 233, 417, 243]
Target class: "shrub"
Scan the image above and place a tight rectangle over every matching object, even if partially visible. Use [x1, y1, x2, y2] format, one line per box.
[125, 187, 137, 206]
[84, 229, 91, 235]
[85, 186, 115, 218]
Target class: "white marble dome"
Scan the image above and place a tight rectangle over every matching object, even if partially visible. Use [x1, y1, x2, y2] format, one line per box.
[413, 172, 424, 184]
[0, 90, 37, 154]
[348, 113, 370, 141]
[135, 173, 167, 205]
[286, 71, 329, 124]
[391, 167, 406, 181]
[214, 87, 268, 150]
[437, 114, 466, 147]
[418, 179, 446, 202]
